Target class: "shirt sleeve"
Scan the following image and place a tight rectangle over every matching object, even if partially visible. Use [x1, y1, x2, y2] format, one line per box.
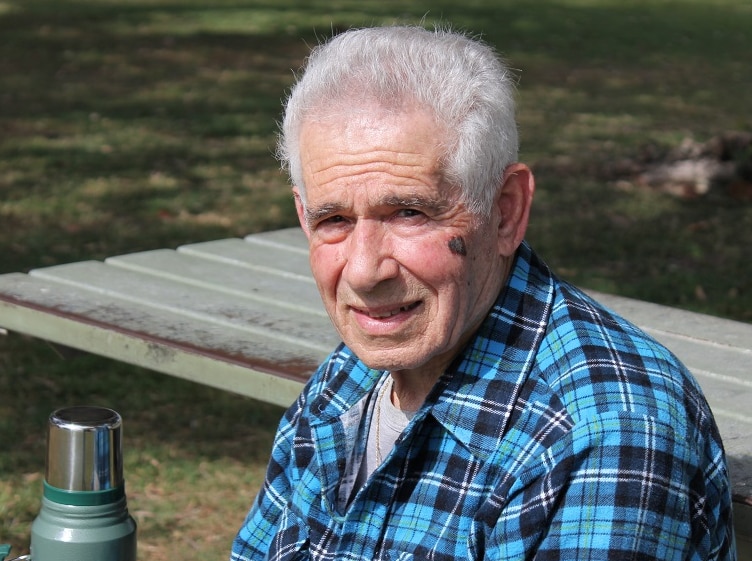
[483, 411, 733, 561]
[230, 344, 358, 561]
[230, 382, 314, 560]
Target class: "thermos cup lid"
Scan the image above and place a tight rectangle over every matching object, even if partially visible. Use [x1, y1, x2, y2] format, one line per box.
[45, 406, 124, 492]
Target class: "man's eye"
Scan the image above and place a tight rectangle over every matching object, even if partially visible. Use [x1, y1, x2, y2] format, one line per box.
[321, 215, 346, 225]
[396, 208, 424, 218]
[312, 215, 348, 234]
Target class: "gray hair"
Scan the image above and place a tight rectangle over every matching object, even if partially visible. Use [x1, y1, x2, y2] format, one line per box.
[278, 25, 519, 215]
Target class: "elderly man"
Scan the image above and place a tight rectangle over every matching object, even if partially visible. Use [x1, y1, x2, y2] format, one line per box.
[232, 26, 735, 560]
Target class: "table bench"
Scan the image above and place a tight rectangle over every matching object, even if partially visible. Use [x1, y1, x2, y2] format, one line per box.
[1, 227, 750, 552]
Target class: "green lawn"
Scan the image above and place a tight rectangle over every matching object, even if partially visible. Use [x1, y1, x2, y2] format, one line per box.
[1, 0, 750, 557]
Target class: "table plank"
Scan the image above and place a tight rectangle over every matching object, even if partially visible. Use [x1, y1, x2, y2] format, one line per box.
[0, 278, 307, 404]
[0, 229, 339, 406]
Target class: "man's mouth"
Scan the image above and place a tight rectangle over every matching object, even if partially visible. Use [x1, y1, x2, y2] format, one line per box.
[355, 301, 421, 319]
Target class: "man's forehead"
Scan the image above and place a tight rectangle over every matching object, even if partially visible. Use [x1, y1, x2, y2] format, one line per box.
[299, 111, 447, 188]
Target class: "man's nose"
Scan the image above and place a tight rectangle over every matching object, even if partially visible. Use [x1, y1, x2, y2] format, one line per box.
[342, 220, 399, 291]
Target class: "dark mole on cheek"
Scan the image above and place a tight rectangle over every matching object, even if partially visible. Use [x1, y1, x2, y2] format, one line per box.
[448, 236, 467, 256]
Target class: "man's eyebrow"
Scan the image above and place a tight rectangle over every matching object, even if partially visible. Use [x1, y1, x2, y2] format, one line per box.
[303, 194, 449, 225]
[304, 202, 346, 225]
[380, 194, 449, 211]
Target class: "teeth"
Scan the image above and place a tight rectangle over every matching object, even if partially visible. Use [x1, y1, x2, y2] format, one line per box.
[368, 304, 412, 319]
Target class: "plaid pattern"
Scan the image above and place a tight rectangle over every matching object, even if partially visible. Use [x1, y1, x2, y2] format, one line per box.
[231, 242, 735, 561]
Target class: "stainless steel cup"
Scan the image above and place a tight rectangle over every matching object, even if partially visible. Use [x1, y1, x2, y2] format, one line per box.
[46, 406, 123, 492]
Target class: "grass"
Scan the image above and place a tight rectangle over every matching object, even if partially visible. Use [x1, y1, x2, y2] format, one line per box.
[1, 0, 751, 557]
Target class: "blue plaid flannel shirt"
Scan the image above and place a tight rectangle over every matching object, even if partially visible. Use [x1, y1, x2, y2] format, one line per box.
[232, 242, 735, 561]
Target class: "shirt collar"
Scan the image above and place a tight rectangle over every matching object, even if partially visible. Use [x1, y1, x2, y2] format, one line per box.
[429, 241, 555, 461]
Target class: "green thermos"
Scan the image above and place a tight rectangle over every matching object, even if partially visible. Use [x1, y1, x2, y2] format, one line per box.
[30, 406, 137, 561]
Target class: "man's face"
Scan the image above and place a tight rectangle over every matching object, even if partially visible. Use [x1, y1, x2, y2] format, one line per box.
[296, 108, 509, 377]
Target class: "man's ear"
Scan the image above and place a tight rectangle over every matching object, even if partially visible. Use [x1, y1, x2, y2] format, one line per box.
[293, 188, 311, 238]
[494, 163, 535, 257]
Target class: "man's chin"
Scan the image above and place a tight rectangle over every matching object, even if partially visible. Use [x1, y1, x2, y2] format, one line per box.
[348, 344, 431, 374]
[348, 345, 425, 372]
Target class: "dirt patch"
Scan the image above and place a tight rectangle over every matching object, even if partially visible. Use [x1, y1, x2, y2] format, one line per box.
[605, 131, 752, 200]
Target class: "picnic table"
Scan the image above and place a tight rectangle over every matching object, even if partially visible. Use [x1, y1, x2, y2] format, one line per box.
[0, 227, 750, 552]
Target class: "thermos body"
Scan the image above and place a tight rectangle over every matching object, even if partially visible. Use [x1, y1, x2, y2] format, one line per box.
[30, 496, 137, 561]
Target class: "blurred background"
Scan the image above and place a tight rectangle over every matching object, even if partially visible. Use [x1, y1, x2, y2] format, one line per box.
[1, 1, 750, 558]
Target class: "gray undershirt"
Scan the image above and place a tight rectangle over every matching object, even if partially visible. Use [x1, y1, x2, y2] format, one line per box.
[348, 374, 418, 499]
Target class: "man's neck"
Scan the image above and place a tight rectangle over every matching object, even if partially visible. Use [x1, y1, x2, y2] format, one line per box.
[389, 369, 442, 412]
